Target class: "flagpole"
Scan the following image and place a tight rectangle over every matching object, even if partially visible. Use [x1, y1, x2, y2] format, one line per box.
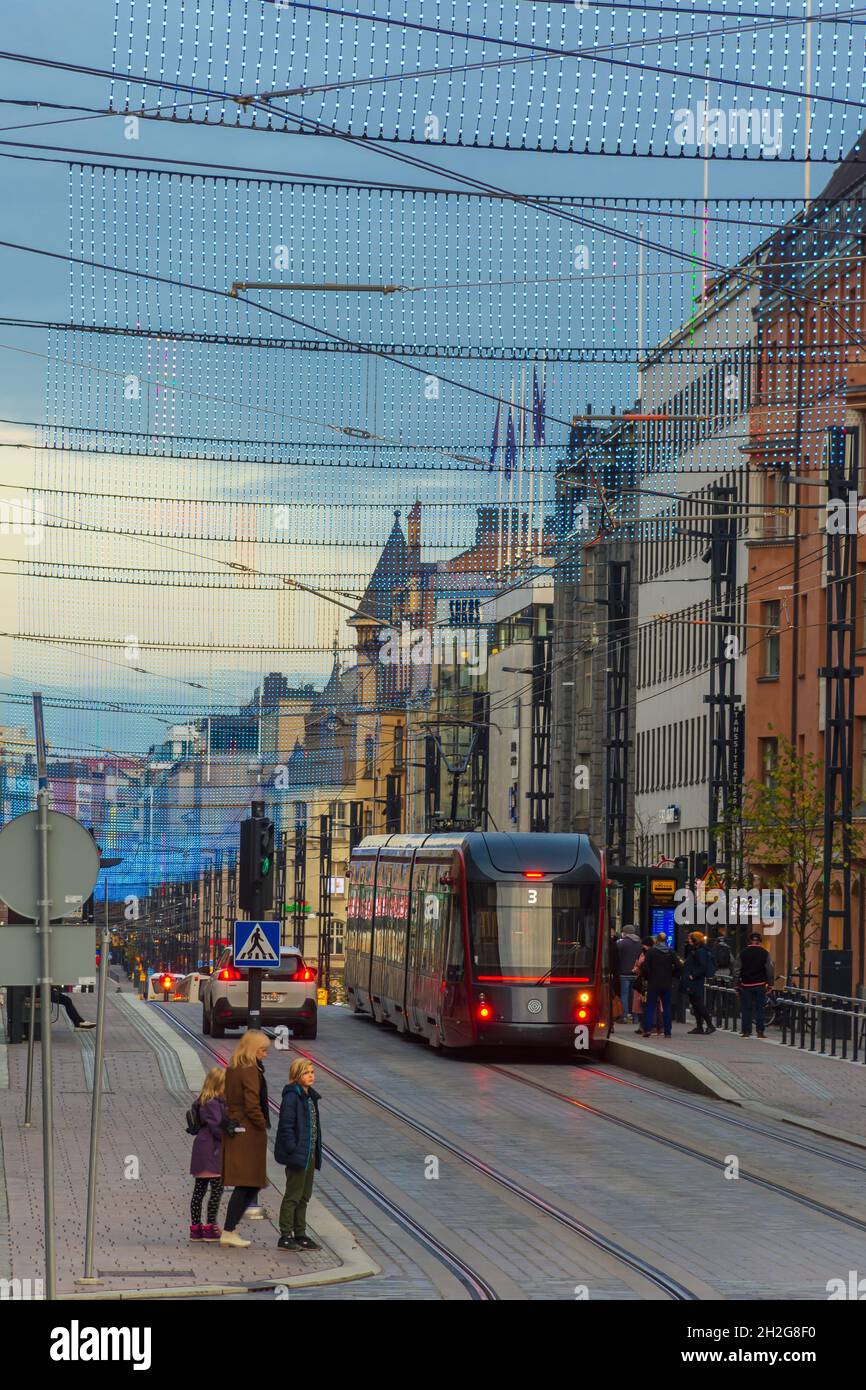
[517, 365, 526, 570]
[492, 400, 502, 576]
[507, 380, 516, 570]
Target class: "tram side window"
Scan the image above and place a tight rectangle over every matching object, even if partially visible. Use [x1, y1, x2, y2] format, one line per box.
[408, 864, 427, 971]
[446, 894, 464, 981]
[414, 862, 449, 975]
[374, 866, 390, 962]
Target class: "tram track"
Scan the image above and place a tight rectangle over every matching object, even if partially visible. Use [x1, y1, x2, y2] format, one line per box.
[281, 1035, 702, 1300]
[154, 1006, 498, 1301]
[583, 1062, 866, 1173]
[487, 1062, 866, 1233]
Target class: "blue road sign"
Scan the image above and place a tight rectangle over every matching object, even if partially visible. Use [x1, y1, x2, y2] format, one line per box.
[233, 919, 280, 968]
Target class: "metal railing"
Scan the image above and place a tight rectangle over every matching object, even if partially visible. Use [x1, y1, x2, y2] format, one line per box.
[705, 979, 866, 1063]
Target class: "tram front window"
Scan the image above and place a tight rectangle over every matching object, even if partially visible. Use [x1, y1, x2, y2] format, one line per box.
[469, 881, 599, 980]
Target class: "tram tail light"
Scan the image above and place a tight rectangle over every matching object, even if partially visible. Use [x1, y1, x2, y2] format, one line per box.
[477, 992, 492, 1022]
[576, 989, 592, 1022]
[577, 991, 592, 1004]
[523, 871, 544, 879]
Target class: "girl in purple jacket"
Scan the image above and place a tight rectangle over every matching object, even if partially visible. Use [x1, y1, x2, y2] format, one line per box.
[190, 1068, 228, 1241]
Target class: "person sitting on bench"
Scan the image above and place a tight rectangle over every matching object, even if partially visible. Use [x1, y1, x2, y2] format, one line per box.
[51, 986, 95, 1030]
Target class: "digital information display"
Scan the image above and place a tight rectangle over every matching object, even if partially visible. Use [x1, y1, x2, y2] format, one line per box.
[651, 907, 675, 949]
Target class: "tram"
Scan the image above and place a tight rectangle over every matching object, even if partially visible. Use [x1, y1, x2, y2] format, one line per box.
[345, 832, 611, 1054]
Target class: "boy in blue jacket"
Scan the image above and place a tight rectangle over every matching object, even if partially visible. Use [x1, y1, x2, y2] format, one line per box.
[274, 1058, 322, 1251]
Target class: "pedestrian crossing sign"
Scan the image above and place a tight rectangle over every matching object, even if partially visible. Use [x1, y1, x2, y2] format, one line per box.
[233, 919, 280, 967]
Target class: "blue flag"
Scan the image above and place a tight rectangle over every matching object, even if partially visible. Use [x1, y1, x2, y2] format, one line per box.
[488, 402, 501, 472]
[532, 367, 545, 447]
[504, 410, 517, 479]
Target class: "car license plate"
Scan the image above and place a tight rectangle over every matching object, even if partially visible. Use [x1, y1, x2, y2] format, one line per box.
[263, 992, 281, 1003]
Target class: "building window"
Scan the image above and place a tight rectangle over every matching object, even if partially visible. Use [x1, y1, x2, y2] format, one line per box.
[860, 718, 866, 805]
[761, 601, 781, 677]
[363, 735, 375, 778]
[760, 737, 779, 789]
[394, 724, 404, 771]
[763, 471, 786, 538]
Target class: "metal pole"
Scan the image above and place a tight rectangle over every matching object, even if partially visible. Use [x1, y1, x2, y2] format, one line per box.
[804, 0, 812, 211]
[36, 780, 56, 1300]
[22, 981, 36, 1126]
[79, 885, 109, 1284]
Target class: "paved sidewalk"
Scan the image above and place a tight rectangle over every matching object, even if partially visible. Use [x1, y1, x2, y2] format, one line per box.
[610, 1014, 866, 1145]
[0, 991, 376, 1298]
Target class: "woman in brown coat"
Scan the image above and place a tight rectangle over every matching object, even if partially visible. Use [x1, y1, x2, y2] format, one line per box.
[220, 1030, 271, 1249]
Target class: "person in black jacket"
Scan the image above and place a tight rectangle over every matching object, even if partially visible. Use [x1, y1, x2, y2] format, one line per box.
[681, 932, 717, 1036]
[737, 932, 772, 1038]
[274, 1058, 323, 1251]
[615, 926, 643, 1022]
[641, 934, 683, 1039]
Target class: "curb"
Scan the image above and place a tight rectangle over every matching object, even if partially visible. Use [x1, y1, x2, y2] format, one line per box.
[607, 1037, 743, 1102]
[608, 1035, 866, 1153]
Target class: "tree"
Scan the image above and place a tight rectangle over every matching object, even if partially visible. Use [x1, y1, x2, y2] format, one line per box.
[735, 733, 865, 985]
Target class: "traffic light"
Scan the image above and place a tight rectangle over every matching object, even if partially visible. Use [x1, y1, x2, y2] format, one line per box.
[694, 851, 709, 881]
[239, 809, 274, 917]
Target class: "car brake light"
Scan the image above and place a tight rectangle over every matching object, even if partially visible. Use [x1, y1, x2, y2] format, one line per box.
[291, 966, 317, 982]
[218, 966, 243, 982]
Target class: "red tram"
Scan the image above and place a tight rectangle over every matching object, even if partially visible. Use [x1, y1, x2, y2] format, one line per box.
[345, 832, 611, 1055]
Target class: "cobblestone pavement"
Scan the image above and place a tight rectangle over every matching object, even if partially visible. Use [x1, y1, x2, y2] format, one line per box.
[253, 1005, 866, 1302]
[617, 1015, 866, 1138]
[0, 992, 366, 1297]
[6, 994, 866, 1301]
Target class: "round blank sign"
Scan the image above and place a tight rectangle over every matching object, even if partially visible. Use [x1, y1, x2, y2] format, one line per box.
[0, 811, 101, 921]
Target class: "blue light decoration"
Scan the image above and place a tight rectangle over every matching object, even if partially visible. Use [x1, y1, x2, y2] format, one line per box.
[104, 0, 862, 158]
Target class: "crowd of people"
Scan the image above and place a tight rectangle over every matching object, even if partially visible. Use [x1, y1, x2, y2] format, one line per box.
[613, 924, 774, 1040]
[187, 1030, 323, 1251]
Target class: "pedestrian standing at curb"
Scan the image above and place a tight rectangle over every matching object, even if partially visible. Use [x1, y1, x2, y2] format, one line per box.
[681, 932, 717, 1036]
[737, 932, 772, 1039]
[641, 933, 682, 1040]
[221, 1030, 271, 1249]
[189, 1067, 227, 1242]
[615, 925, 643, 1023]
[631, 936, 655, 1034]
[275, 1059, 323, 1252]
[708, 926, 734, 981]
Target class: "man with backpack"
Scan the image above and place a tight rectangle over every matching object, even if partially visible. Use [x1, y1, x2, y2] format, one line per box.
[639, 933, 683, 1039]
[709, 927, 733, 980]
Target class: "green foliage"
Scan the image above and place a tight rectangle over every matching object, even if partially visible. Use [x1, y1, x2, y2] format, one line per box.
[732, 732, 865, 980]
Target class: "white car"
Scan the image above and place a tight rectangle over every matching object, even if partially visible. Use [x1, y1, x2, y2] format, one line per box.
[146, 971, 184, 1001]
[200, 945, 318, 1039]
[176, 971, 207, 1002]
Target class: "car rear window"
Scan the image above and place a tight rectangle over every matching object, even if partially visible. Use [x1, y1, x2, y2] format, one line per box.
[260, 957, 304, 982]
